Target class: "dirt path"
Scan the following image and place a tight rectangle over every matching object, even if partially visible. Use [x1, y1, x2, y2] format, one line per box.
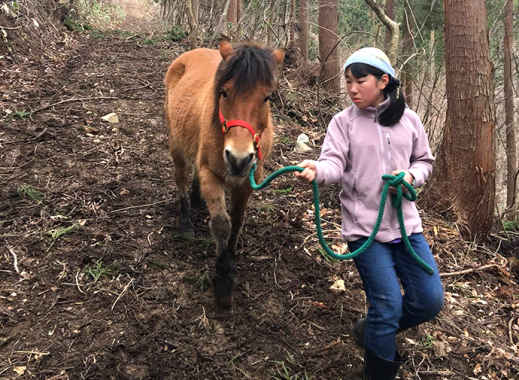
[1, 28, 518, 379]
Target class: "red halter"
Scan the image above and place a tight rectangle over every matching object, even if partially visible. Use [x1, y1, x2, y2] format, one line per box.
[218, 109, 263, 161]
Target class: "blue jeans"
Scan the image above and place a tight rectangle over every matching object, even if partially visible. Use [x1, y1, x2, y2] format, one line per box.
[350, 233, 444, 361]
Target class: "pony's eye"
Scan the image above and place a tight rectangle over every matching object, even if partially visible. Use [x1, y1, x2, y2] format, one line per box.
[264, 95, 272, 102]
[220, 90, 228, 98]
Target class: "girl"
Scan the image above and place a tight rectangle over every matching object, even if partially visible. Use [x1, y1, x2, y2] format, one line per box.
[296, 47, 444, 379]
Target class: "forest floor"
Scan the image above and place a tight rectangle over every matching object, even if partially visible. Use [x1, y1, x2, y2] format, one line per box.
[1, 8, 519, 380]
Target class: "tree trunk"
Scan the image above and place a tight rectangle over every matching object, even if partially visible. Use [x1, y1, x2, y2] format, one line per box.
[227, 0, 237, 22]
[318, 0, 339, 91]
[226, 0, 238, 37]
[187, 0, 199, 45]
[288, 0, 296, 47]
[424, 0, 496, 239]
[401, 1, 413, 107]
[384, 0, 394, 53]
[364, 0, 400, 65]
[504, 0, 516, 214]
[296, 0, 309, 67]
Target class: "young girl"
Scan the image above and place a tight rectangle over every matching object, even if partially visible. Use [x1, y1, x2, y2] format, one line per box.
[296, 47, 444, 379]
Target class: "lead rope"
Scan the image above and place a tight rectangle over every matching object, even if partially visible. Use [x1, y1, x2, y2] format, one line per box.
[249, 164, 434, 275]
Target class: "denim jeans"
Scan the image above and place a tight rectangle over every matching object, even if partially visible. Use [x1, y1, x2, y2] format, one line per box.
[350, 233, 444, 361]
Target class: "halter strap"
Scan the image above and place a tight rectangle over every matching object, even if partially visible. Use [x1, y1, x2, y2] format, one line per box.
[218, 109, 263, 160]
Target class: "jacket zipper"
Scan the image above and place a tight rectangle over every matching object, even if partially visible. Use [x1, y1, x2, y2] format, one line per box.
[386, 133, 392, 169]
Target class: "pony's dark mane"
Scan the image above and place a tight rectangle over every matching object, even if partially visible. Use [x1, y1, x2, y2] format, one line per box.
[214, 43, 276, 99]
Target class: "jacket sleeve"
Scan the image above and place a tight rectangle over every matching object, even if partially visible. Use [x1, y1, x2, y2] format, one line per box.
[314, 116, 349, 185]
[407, 113, 434, 187]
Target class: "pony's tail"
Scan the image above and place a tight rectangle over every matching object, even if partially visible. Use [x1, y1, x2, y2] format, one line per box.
[378, 77, 406, 127]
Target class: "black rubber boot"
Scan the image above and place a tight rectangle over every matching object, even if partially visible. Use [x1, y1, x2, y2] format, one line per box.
[363, 349, 403, 380]
[353, 318, 365, 348]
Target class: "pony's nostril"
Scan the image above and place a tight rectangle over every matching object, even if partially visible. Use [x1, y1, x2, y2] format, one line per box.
[225, 150, 254, 175]
[225, 148, 234, 163]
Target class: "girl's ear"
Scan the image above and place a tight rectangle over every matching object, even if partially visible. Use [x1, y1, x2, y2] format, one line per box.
[378, 73, 390, 91]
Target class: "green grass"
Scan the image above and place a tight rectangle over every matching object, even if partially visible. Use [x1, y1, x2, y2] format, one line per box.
[421, 334, 434, 348]
[85, 259, 113, 283]
[17, 184, 44, 202]
[13, 109, 30, 119]
[502, 220, 519, 231]
[48, 224, 79, 240]
[273, 186, 293, 194]
[166, 25, 186, 42]
[272, 361, 311, 380]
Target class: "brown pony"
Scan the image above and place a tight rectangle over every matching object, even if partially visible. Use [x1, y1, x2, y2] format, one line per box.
[164, 40, 284, 308]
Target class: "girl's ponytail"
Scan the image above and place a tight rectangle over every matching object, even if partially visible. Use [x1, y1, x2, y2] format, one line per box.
[378, 77, 405, 126]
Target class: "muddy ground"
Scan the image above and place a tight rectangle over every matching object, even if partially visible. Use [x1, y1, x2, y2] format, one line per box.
[1, 21, 518, 380]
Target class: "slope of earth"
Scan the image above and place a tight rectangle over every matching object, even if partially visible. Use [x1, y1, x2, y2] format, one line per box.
[1, 26, 518, 380]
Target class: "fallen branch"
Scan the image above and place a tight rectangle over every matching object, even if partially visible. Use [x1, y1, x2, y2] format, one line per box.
[111, 278, 134, 311]
[509, 316, 516, 346]
[440, 263, 502, 277]
[31, 96, 118, 115]
[0, 25, 22, 30]
[6, 245, 19, 273]
[110, 199, 171, 213]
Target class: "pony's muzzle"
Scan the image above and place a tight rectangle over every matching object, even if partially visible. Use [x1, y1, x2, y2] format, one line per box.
[224, 148, 255, 176]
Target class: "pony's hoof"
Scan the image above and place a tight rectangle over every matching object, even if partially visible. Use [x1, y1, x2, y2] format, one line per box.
[179, 230, 195, 240]
[214, 275, 233, 309]
[215, 294, 233, 310]
[175, 225, 194, 240]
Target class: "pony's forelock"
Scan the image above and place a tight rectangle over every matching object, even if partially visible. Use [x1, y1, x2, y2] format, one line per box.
[215, 44, 276, 97]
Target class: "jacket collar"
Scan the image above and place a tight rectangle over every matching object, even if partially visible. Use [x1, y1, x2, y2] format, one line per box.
[354, 97, 390, 121]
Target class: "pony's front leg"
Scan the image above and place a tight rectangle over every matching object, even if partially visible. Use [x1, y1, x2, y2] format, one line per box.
[198, 167, 234, 308]
[228, 184, 252, 251]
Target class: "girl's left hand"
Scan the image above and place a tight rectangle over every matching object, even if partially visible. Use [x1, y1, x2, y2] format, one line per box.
[389, 169, 414, 193]
[391, 169, 414, 185]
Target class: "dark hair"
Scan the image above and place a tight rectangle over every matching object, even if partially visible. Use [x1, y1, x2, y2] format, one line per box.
[347, 63, 405, 126]
[215, 44, 276, 97]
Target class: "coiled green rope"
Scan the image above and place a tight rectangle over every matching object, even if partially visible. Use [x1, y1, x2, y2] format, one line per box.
[249, 164, 434, 275]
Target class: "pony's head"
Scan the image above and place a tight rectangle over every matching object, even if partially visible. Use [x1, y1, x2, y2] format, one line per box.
[215, 39, 284, 178]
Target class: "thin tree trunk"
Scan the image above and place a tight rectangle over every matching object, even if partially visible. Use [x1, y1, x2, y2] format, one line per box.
[187, 0, 199, 45]
[402, 1, 413, 107]
[384, 0, 394, 53]
[318, 0, 339, 91]
[297, 0, 309, 67]
[504, 0, 516, 213]
[288, 0, 296, 46]
[226, 0, 237, 36]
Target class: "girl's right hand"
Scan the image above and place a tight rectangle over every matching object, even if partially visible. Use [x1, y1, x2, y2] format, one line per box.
[295, 160, 317, 182]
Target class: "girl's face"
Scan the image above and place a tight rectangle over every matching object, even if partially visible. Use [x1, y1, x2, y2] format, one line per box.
[345, 69, 389, 109]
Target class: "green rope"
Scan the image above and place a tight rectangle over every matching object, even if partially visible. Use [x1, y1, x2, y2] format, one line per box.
[249, 164, 434, 275]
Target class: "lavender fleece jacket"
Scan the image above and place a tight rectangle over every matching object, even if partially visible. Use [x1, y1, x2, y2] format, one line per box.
[313, 102, 434, 242]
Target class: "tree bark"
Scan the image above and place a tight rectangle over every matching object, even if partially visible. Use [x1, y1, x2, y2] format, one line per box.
[226, 0, 238, 37]
[364, 0, 400, 65]
[318, 0, 339, 91]
[504, 0, 516, 213]
[401, 1, 413, 107]
[296, 0, 309, 67]
[423, 0, 496, 239]
[384, 0, 394, 53]
[227, 0, 237, 22]
[187, 0, 199, 45]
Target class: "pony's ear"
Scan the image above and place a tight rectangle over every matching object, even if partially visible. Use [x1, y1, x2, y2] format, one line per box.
[219, 39, 234, 61]
[272, 49, 285, 66]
